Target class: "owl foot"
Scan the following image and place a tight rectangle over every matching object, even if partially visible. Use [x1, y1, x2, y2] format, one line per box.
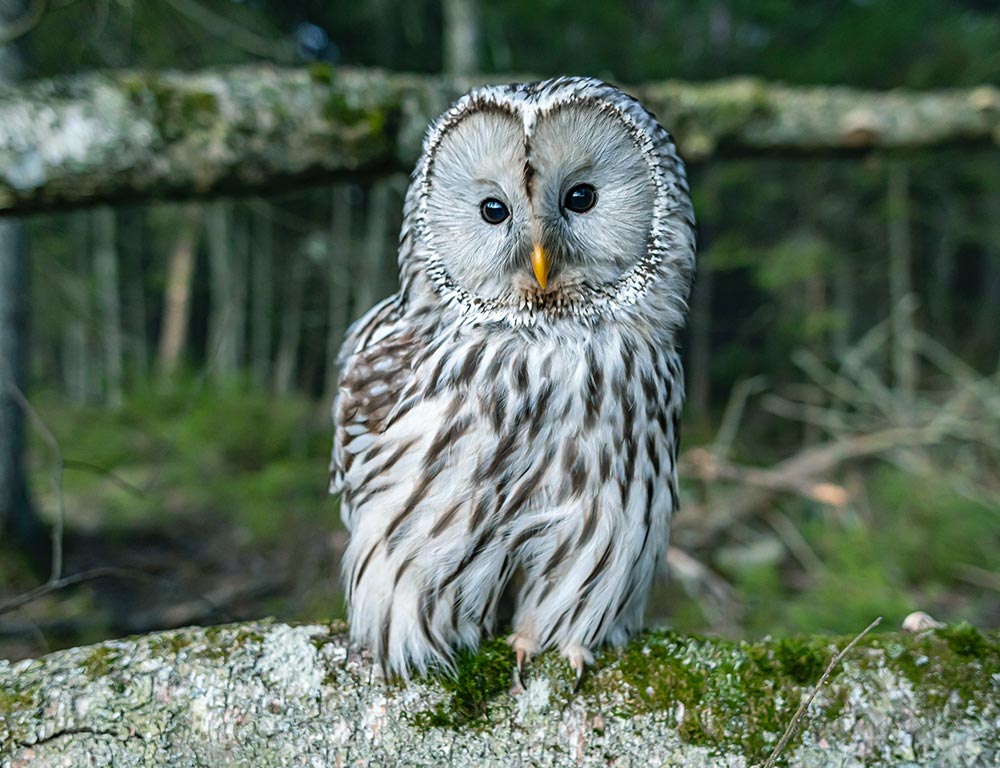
[507, 632, 538, 695]
[562, 644, 594, 693]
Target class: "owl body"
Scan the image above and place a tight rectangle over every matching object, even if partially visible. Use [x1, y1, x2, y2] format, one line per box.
[332, 78, 695, 678]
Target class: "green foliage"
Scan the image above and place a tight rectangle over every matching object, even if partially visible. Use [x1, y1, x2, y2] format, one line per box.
[701, 467, 1000, 640]
[25, 384, 334, 541]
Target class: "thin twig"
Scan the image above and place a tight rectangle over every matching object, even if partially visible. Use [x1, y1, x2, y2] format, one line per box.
[4, 377, 66, 582]
[761, 616, 882, 768]
[713, 376, 767, 459]
[63, 459, 146, 497]
[0, 567, 150, 616]
[163, 0, 295, 61]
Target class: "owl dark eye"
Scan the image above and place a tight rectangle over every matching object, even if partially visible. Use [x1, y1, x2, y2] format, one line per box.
[564, 184, 597, 214]
[480, 198, 510, 224]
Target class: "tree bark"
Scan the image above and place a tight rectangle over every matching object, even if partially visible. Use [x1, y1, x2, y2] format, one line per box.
[0, 66, 998, 215]
[0, 621, 996, 767]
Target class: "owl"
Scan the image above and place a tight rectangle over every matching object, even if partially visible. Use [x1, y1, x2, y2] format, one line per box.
[331, 77, 696, 685]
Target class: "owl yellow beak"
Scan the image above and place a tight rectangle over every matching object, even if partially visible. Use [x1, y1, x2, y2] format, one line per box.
[531, 243, 550, 289]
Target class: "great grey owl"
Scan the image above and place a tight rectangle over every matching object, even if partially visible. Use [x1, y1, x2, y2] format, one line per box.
[331, 77, 696, 684]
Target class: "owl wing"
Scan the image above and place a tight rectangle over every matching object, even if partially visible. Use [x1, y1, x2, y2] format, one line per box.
[330, 294, 417, 524]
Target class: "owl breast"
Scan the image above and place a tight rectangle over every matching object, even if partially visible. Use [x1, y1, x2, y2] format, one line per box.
[335, 305, 683, 677]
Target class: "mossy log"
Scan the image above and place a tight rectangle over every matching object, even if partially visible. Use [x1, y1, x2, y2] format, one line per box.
[0, 620, 997, 767]
[1, 65, 999, 215]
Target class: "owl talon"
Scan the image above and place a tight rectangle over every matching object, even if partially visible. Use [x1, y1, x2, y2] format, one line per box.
[510, 646, 530, 695]
[563, 645, 593, 693]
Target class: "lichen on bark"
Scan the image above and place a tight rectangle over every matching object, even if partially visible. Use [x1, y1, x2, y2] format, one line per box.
[0, 620, 997, 767]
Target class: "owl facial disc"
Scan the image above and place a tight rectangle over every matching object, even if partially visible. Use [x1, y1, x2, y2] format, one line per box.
[405, 77, 695, 326]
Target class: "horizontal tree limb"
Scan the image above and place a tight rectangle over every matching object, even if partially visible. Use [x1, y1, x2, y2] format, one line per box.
[0, 620, 997, 766]
[1, 65, 999, 215]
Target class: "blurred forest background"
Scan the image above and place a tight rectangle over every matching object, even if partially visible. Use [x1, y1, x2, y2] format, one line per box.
[1, 0, 999, 662]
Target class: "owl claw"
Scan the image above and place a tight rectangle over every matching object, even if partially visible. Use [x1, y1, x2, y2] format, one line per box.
[562, 645, 593, 693]
[510, 646, 529, 695]
[507, 633, 537, 695]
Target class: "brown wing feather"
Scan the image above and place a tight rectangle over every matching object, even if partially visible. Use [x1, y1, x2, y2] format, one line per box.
[330, 296, 417, 502]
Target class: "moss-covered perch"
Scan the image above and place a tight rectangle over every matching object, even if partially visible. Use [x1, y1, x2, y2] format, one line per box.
[0, 621, 997, 767]
[1, 65, 999, 214]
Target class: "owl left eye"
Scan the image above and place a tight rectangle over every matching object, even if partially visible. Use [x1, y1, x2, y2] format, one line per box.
[564, 184, 597, 214]
[480, 198, 510, 224]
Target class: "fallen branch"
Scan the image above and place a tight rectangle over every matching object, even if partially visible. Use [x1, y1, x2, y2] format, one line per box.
[1, 66, 999, 214]
[0, 620, 995, 767]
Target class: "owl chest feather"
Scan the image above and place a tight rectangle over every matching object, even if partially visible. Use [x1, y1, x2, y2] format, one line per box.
[339, 307, 681, 562]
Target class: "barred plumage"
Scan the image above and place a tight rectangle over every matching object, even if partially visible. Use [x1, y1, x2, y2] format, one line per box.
[331, 77, 696, 680]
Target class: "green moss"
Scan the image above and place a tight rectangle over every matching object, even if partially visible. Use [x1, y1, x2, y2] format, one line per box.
[0, 681, 39, 713]
[117, 75, 221, 139]
[773, 636, 828, 684]
[322, 93, 370, 126]
[940, 621, 987, 658]
[418, 638, 513, 728]
[861, 625, 1000, 712]
[119, 74, 150, 106]
[609, 633, 785, 759]
[308, 62, 335, 85]
[80, 645, 123, 679]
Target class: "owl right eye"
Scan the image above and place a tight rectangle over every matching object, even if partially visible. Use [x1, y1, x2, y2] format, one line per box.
[480, 198, 510, 225]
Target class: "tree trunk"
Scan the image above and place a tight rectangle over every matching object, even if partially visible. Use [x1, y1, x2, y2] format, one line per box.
[832, 259, 854, 359]
[61, 212, 90, 404]
[0, 621, 996, 767]
[324, 185, 354, 402]
[687, 167, 717, 424]
[688, 263, 713, 423]
[250, 204, 273, 391]
[354, 182, 393, 318]
[975, 195, 1000, 359]
[443, 0, 480, 76]
[156, 205, 200, 377]
[93, 206, 124, 409]
[124, 210, 148, 378]
[887, 161, 917, 403]
[0, 221, 44, 560]
[0, 0, 45, 563]
[272, 257, 306, 396]
[206, 201, 241, 383]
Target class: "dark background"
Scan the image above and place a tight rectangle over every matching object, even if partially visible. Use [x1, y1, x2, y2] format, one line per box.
[1, 0, 998, 661]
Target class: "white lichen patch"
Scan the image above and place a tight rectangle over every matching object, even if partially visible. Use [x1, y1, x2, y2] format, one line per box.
[255, 624, 323, 699]
[515, 677, 552, 724]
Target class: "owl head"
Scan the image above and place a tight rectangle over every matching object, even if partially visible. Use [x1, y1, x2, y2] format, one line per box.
[399, 77, 696, 329]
